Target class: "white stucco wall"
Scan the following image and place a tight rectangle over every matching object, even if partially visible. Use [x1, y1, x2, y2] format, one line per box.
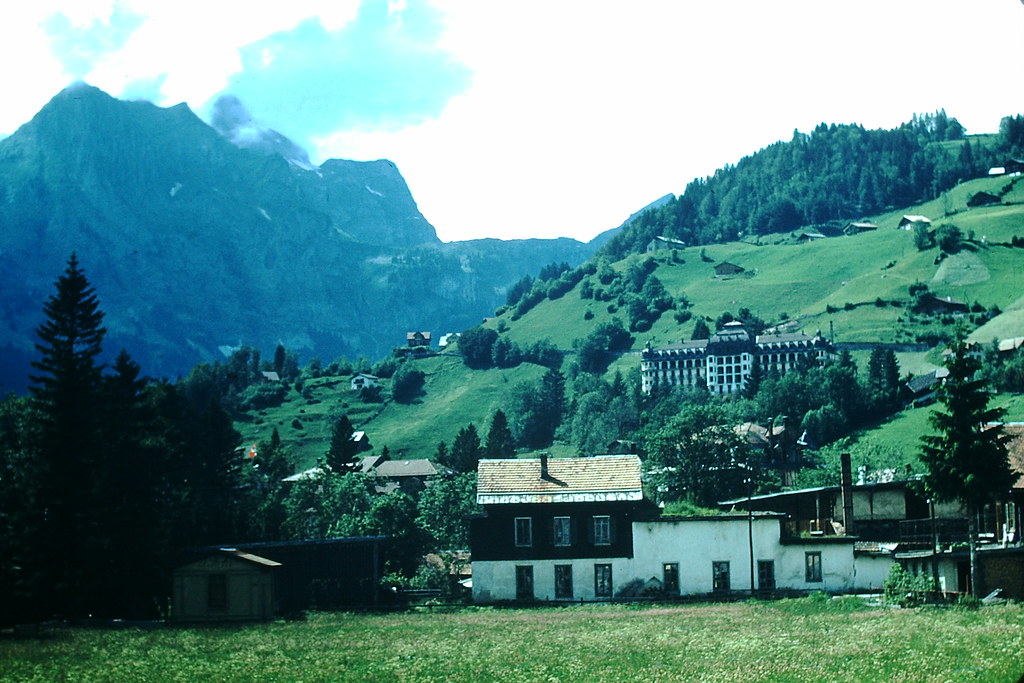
[473, 558, 634, 603]
[473, 516, 867, 603]
[852, 554, 894, 591]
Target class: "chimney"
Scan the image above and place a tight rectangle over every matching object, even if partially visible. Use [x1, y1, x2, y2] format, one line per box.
[840, 453, 855, 536]
[540, 452, 549, 479]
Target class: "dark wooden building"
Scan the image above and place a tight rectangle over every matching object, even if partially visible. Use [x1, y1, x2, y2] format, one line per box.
[182, 536, 388, 616]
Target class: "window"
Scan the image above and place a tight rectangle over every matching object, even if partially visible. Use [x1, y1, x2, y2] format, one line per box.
[555, 565, 573, 599]
[553, 516, 572, 547]
[757, 560, 776, 591]
[712, 561, 730, 592]
[515, 566, 534, 599]
[663, 563, 680, 594]
[805, 552, 822, 583]
[514, 517, 532, 547]
[207, 574, 227, 610]
[594, 564, 613, 598]
[592, 516, 612, 546]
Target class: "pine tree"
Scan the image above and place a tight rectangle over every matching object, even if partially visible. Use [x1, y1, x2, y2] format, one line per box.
[326, 414, 359, 473]
[484, 410, 516, 459]
[28, 253, 108, 616]
[920, 338, 1013, 596]
[449, 424, 483, 473]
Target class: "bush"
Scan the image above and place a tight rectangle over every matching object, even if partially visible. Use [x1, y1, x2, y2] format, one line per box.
[238, 382, 288, 410]
[883, 564, 936, 607]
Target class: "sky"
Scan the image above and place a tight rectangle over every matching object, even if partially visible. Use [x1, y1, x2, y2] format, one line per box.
[2, 1, 1022, 243]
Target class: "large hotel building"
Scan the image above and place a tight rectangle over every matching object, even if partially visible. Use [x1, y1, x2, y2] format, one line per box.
[640, 321, 834, 395]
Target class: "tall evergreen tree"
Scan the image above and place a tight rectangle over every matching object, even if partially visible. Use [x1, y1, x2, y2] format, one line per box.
[484, 410, 516, 459]
[28, 253, 108, 617]
[920, 338, 1013, 596]
[449, 424, 483, 473]
[326, 414, 359, 473]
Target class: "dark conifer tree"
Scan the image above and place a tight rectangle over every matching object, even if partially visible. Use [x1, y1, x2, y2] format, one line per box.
[449, 424, 483, 473]
[920, 338, 1013, 596]
[28, 253, 108, 617]
[484, 410, 516, 459]
[326, 414, 359, 473]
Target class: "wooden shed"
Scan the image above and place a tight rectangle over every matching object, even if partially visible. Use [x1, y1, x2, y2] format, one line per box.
[172, 549, 280, 622]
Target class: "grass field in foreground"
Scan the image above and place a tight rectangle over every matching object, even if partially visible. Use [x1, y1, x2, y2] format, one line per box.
[2, 599, 1022, 682]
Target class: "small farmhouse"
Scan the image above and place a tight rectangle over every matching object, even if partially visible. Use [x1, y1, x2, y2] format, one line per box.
[172, 548, 279, 622]
[842, 221, 878, 236]
[967, 191, 1000, 208]
[407, 331, 431, 348]
[646, 235, 687, 252]
[713, 261, 745, 277]
[898, 215, 932, 230]
[350, 373, 379, 391]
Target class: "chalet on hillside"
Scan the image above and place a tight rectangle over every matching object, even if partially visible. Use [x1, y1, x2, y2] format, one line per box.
[967, 191, 1000, 208]
[260, 371, 281, 382]
[903, 367, 948, 407]
[713, 261, 745, 277]
[646, 235, 687, 252]
[798, 231, 827, 243]
[407, 331, 431, 347]
[898, 215, 932, 230]
[350, 373, 379, 391]
[916, 293, 969, 315]
[842, 221, 878, 236]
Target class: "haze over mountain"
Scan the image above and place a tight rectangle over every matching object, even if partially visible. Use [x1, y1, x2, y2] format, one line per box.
[0, 84, 605, 391]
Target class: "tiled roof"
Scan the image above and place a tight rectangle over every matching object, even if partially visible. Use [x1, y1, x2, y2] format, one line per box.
[1004, 424, 1024, 490]
[477, 455, 642, 496]
[374, 459, 444, 478]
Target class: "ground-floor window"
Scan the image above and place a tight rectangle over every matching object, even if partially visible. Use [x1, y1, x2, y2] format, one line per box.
[594, 564, 613, 598]
[805, 552, 822, 583]
[555, 565, 573, 599]
[515, 565, 534, 599]
[712, 561, 730, 592]
[663, 563, 679, 594]
[758, 560, 776, 591]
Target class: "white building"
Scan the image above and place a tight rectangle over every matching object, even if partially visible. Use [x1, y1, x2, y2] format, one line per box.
[471, 456, 888, 603]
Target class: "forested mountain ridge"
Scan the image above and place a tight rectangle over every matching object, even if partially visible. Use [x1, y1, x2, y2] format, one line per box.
[603, 111, 1024, 259]
[0, 84, 598, 391]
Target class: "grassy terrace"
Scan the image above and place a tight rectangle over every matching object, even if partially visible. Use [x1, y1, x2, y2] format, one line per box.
[2, 599, 1022, 682]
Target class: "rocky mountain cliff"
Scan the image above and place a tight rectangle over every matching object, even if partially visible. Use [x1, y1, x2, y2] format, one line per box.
[0, 84, 599, 390]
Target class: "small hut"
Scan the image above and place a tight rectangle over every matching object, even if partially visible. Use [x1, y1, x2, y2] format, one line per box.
[172, 548, 280, 622]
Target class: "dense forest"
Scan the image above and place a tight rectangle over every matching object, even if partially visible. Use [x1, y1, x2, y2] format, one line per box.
[603, 112, 1024, 258]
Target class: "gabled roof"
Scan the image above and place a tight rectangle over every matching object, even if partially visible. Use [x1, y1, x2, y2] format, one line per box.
[899, 215, 931, 224]
[477, 455, 643, 504]
[374, 459, 445, 478]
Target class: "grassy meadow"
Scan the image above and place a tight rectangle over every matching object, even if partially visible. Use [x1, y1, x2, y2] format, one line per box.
[2, 599, 1023, 682]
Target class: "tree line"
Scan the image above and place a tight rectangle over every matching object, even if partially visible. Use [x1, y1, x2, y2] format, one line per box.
[0, 256, 473, 625]
[602, 111, 1018, 259]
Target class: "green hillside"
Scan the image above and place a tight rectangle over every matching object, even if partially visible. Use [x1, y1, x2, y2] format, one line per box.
[237, 354, 550, 468]
[238, 173, 1024, 470]
[499, 173, 1024, 349]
